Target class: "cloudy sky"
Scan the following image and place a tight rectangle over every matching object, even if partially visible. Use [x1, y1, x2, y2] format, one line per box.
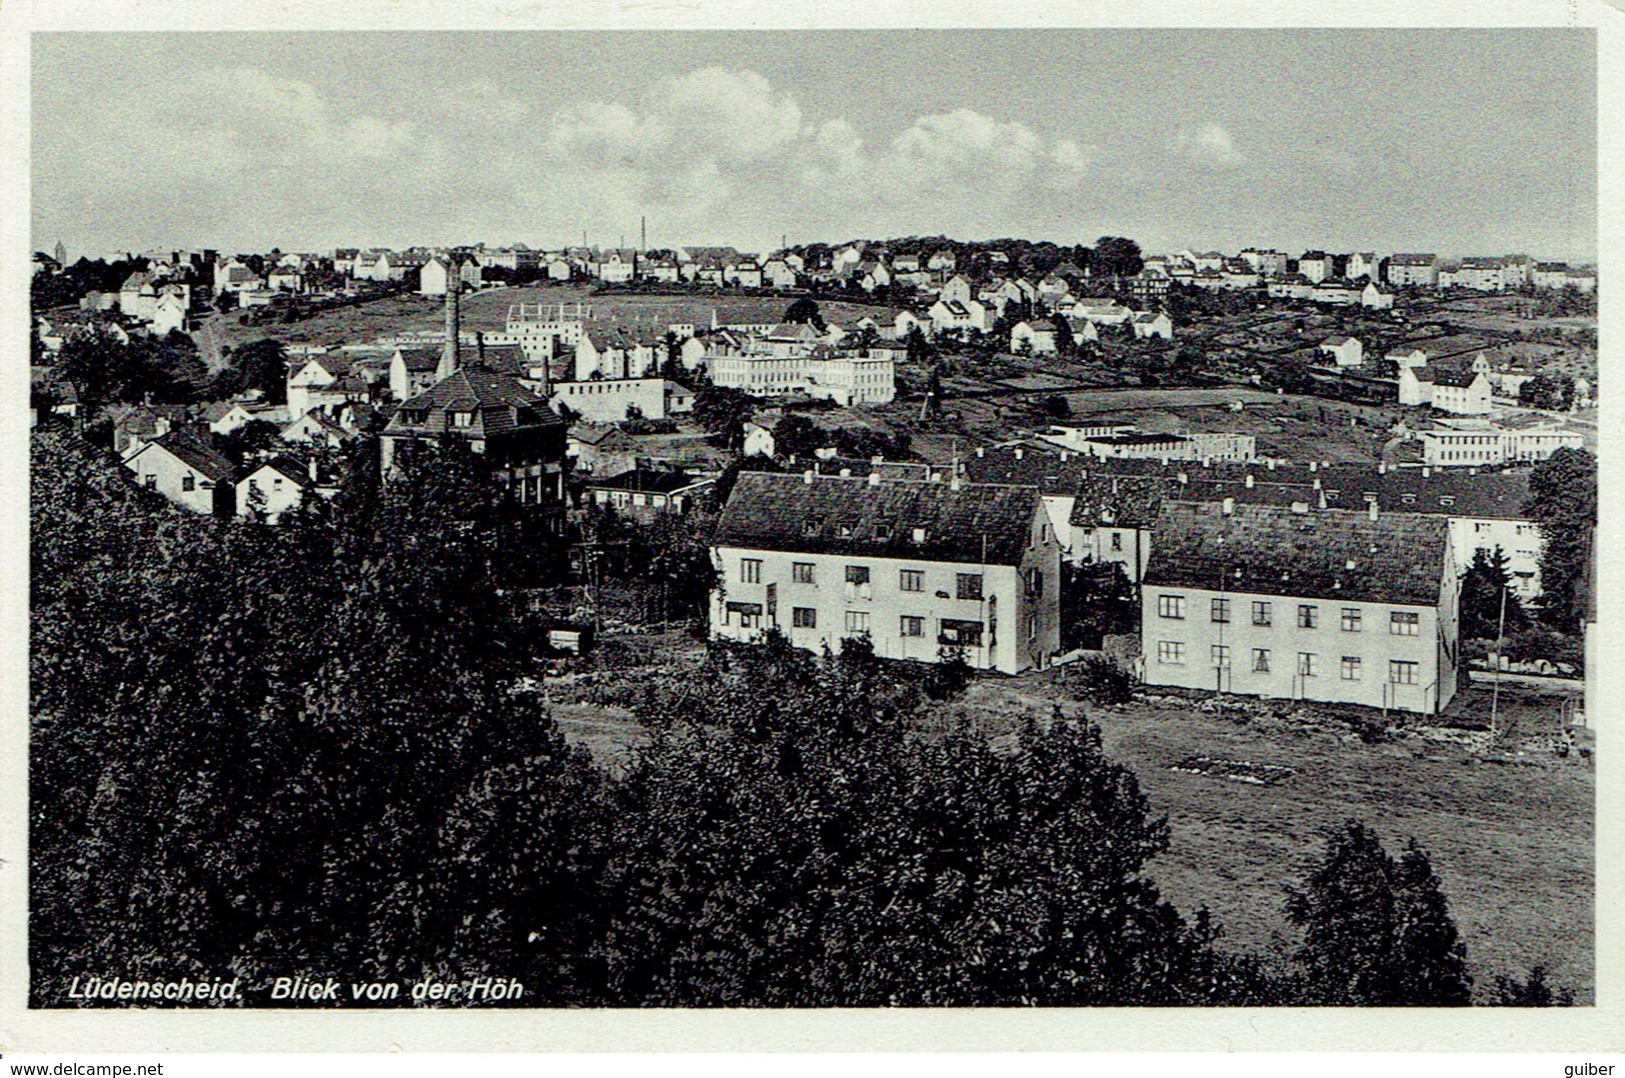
[31, 30, 1596, 260]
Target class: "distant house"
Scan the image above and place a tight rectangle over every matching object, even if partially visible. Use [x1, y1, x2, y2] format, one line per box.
[582, 468, 714, 518]
[1398, 364, 1436, 407]
[1011, 319, 1060, 355]
[281, 409, 356, 449]
[288, 352, 375, 418]
[1385, 253, 1438, 288]
[122, 431, 235, 517]
[1072, 297, 1134, 326]
[388, 345, 445, 401]
[1386, 347, 1429, 371]
[1298, 251, 1333, 283]
[928, 297, 989, 334]
[1429, 366, 1493, 416]
[1318, 336, 1363, 368]
[1345, 252, 1380, 281]
[419, 256, 456, 296]
[202, 400, 255, 435]
[1131, 311, 1174, 340]
[237, 456, 318, 523]
[742, 417, 783, 459]
[567, 423, 640, 476]
[112, 403, 189, 458]
[380, 367, 569, 505]
[1360, 281, 1394, 309]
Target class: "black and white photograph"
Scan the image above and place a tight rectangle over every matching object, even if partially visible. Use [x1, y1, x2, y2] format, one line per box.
[8, 3, 1618, 1055]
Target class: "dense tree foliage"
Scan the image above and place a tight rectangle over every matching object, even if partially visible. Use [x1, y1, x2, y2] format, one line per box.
[58, 327, 210, 407]
[1517, 373, 1575, 412]
[1524, 448, 1596, 633]
[1285, 822, 1472, 1006]
[1458, 547, 1528, 642]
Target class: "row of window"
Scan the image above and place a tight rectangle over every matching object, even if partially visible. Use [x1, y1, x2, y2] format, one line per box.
[770, 607, 988, 647]
[1156, 641, 1420, 683]
[743, 558, 985, 599]
[1157, 595, 1420, 635]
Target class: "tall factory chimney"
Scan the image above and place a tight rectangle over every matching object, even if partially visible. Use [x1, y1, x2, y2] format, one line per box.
[437, 259, 461, 381]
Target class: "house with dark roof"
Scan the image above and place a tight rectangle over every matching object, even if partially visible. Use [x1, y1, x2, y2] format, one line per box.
[122, 430, 236, 517]
[236, 456, 321, 523]
[581, 467, 714, 518]
[380, 367, 568, 505]
[1140, 500, 1461, 714]
[711, 472, 1062, 674]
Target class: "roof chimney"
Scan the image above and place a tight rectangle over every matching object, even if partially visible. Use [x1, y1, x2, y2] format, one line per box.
[1267, 459, 1276, 471]
[950, 475, 963, 491]
[308, 457, 319, 483]
[1312, 477, 1322, 490]
[1245, 474, 1255, 488]
[1368, 501, 1379, 522]
[1014, 447, 1024, 460]
[1378, 461, 1387, 474]
[437, 263, 461, 380]
[868, 471, 880, 487]
[839, 468, 851, 477]
[1177, 471, 1188, 485]
[1421, 466, 1431, 478]
[1309, 460, 1317, 473]
[976, 446, 985, 458]
[803, 469, 815, 485]
[1222, 497, 1234, 516]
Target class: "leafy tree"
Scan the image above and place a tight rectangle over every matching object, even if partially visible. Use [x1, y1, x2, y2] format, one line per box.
[1458, 547, 1528, 642]
[1043, 395, 1071, 419]
[772, 413, 826, 460]
[1524, 448, 1596, 633]
[1517, 373, 1574, 412]
[595, 639, 1273, 1005]
[1052, 315, 1075, 356]
[783, 297, 826, 330]
[1094, 236, 1145, 278]
[235, 339, 289, 404]
[1061, 562, 1139, 650]
[1285, 821, 1472, 1005]
[692, 385, 757, 451]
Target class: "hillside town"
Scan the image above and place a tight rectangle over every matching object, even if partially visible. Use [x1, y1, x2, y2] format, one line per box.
[31, 237, 1597, 700]
[31, 229, 1599, 1010]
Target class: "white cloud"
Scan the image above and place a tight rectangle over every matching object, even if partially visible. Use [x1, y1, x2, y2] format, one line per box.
[1171, 123, 1246, 169]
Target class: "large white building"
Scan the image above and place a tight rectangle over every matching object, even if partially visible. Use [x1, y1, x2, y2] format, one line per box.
[1140, 501, 1461, 715]
[711, 472, 1062, 675]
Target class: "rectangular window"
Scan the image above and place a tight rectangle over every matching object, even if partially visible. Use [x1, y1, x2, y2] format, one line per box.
[900, 615, 924, 638]
[1298, 652, 1318, 678]
[899, 569, 924, 592]
[1341, 608, 1362, 632]
[452, 410, 473, 428]
[1341, 656, 1362, 681]
[844, 610, 870, 635]
[725, 601, 764, 629]
[1390, 611, 1420, 636]
[1110, 532, 1123, 551]
[1158, 594, 1186, 619]
[144, 475, 158, 489]
[1389, 660, 1419, 685]
[1211, 644, 1231, 668]
[845, 565, 870, 585]
[1252, 601, 1273, 627]
[181, 475, 195, 492]
[740, 558, 762, 584]
[1211, 598, 1231, 623]
[934, 615, 984, 649]
[956, 573, 984, 600]
[791, 607, 817, 629]
[1157, 641, 1186, 665]
[1252, 648, 1271, 673]
[1297, 605, 1319, 629]
[792, 562, 814, 584]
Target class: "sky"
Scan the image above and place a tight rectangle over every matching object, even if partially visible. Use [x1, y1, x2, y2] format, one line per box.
[30, 30, 1597, 261]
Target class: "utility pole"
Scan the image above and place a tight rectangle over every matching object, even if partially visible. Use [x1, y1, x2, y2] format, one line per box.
[1490, 582, 1508, 739]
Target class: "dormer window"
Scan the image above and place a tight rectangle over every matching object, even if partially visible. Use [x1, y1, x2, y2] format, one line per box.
[873, 521, 893, 541]
[911, 527, 927, 544]
[452, 410, 474, 428]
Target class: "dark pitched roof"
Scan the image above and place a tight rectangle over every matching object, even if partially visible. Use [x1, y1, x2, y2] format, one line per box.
[140, 430, 235, 481]
[395, 345, 441, 372]
[585, 468, 707, 494]
[717, 473, 1041, 567]
[1143, 502, 1450, 606]
[248, 456, 313, 489]
[1432, 367, 1483, 389]
[399, 367, 556, 417]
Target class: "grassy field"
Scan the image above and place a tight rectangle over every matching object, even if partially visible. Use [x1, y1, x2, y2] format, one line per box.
[549, 644, 1593, 1001]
